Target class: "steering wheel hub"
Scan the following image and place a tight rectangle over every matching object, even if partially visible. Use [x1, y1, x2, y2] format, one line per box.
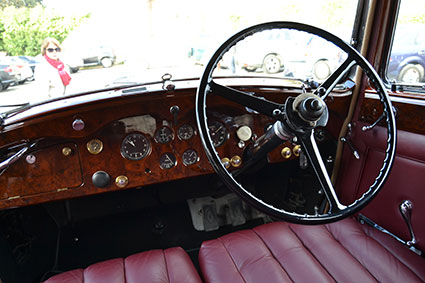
[196, 21, 396, 224]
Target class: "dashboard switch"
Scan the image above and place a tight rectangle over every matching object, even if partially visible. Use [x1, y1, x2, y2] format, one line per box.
[92, 171, 110, 188]
[72, 118, 85, 131]
[115, 175, 129, 188]
[236, 126, 252, 142]
[281, 147, 292, 159]
[62, 147, 72, 156]
[231, 155, 242, 167]
[221, 157, 231, 169]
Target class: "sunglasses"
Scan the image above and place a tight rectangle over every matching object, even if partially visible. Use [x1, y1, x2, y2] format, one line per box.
[46, 48, 61, 53]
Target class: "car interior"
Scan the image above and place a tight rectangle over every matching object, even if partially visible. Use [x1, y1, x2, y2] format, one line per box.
[0, 0, 425, 282]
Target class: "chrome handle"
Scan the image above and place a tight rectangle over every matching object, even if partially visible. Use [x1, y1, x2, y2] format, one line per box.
[340, 137, 360, 160]
[399, 200, 417, 246]
[362, 106, 397, 132]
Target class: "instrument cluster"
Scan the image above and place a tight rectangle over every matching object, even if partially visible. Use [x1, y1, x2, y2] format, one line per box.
[112, 118, 236, 170]
[118, 123, 200, 169]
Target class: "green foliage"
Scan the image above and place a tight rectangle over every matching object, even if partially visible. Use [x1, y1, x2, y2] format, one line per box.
[0, 0, 42, 9]
[0, 5, 89, 56]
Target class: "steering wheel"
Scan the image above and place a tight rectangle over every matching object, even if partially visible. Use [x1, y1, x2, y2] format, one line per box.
[196, 22, 397, 224]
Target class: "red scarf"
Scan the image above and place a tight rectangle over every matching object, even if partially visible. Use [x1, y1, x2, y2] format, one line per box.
[44, 55, 71, 86]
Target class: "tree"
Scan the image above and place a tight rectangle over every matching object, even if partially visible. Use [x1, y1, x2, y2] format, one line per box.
[0, 5, 89, 56]
[0, 0, 43, 9]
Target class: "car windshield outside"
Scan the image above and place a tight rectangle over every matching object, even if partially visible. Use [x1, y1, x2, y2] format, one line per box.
[0, 0, 361, 114]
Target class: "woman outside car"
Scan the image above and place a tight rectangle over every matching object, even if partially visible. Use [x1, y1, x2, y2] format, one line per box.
[33, 37, 71, 102]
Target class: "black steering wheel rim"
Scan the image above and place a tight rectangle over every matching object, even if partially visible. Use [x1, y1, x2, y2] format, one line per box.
[195, 21, 396, 224]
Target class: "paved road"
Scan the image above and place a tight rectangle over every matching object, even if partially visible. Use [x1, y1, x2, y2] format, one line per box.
[1, 64, 128, 107]
[0, 62, 246, 114]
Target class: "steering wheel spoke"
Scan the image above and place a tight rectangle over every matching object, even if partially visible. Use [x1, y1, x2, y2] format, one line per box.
[297, 130, 346, 213]
[315, 57, 357, 100]
[209, 80, 283, 118]
[196, 21, 396, 224]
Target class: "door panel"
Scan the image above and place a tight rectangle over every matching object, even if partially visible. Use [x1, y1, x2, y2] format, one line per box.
[337, 99, 425, 252]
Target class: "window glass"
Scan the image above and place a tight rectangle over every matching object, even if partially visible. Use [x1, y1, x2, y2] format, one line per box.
[386, 0, 425, 86]
[0, 0, 358, 112]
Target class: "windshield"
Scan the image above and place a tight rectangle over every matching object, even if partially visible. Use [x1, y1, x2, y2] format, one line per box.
[0, 0, 358, 113]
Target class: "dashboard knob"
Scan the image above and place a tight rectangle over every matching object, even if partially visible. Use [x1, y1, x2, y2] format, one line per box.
[281, 147, 292, 159]
[231, 155, 242, 167]
[292, 145, 301, 157]
[221, 157, 231, 169]
[92, 171, 110, 188]
[72, 118, 85, 131]
[236, 126, 252, 142]
[62, 147, 72, 156]
[115, 175, 129, 188]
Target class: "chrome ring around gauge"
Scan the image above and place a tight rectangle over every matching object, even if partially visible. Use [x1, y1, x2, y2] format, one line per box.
[121, 132, 151, 160]
[154, 126, 174, 144]
[182, 149, 199, 166]
[177, 124, 195, 140]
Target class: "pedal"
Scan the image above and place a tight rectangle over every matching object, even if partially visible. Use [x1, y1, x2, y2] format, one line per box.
[202, 204, 219, 231]
[227, 198, 246, 226]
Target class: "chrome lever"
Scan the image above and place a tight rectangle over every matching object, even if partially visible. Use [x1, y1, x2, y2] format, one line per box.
[362, 106, 397, 132]
[340, 137, 360, 160]
[400, 200, 417, 246]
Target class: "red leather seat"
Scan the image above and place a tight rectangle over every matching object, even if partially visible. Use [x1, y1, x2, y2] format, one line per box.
[199, 217, 425, 283]
[45, 247, 201, 283]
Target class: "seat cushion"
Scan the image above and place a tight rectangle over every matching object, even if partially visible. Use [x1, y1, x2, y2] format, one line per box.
[199, 217, 425, 283]
[45, 247, 202, 283]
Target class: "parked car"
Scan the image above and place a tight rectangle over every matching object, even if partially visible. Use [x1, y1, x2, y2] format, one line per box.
[1, 1, 425, 283]
[0, 57, 20, 91]
[8, 56, 34, 83]
[63, 44, 117, 73]
[235, 29, 345, 80]
[17, 56, 41, 76]
[387, 25, 425, 83]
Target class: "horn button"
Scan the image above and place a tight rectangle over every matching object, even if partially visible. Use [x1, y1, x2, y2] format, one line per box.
[285, 93, 329, 131]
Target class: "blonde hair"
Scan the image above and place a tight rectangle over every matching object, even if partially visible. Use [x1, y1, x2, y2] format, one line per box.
[41, 37, 62, 55]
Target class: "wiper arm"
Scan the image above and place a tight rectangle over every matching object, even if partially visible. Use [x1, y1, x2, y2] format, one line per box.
[0, 103, 31, 127]
[0, 141, 37, 176]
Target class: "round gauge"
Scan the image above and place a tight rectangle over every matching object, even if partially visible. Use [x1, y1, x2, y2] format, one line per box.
[159, 152, 177, 169]
[155, 126, 174, 144]
[121, 132, 151, 160]
[182, 149, 199, 166]
[87, 139, 103, 155]
[177, 124, 195, 140]
[208, 121, 228, 147]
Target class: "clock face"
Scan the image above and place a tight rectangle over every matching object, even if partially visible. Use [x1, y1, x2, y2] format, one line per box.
[120, 132, 151, 160]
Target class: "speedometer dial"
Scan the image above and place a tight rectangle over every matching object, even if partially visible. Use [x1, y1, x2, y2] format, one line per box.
[208, 121, 228, 147]
[121, 132, 151, 160]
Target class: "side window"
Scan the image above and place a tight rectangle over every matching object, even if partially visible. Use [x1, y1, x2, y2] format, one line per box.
[386, 0, 425, 87]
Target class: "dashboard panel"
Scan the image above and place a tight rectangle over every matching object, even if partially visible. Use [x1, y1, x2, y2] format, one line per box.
[0, 86, 350, 210]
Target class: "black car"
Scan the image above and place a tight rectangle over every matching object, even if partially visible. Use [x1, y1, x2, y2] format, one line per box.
[387, 25, 425, 83]
[0, 58, 19, 91]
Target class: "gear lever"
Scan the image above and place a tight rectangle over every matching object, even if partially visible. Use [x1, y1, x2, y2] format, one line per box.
[399, 200, 417, 246]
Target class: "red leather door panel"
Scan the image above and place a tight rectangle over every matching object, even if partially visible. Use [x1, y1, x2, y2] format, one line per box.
[337, 119, 425, 252]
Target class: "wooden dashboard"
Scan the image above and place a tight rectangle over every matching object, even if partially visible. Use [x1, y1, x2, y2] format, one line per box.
[0, 83, 351, 210]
